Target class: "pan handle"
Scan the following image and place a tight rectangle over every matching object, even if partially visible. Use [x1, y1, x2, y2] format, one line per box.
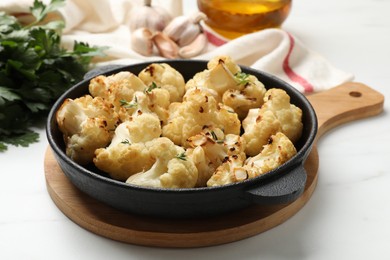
[244, 164, 307, 205]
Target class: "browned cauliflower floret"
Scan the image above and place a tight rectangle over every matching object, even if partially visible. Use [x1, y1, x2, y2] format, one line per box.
[162, 88, 241, 147]
[207, 132, 297, 187]
[186, 56, 266, 119]
[185, 56, 240, 97]
[144, 87, 171, 125]
[222, 73, 267, 119]
[126, 137, 198, 189]
[89, 71, 146, 108]
[206, 154, 247, 187]
[138, 63, 186, 102]
[244, 132, 297, 178]
[114, 90, 168, 125]
[93, 114, 162, 181]
[186, 127, 246, 187]
[56, 95, 118, 165]
[262, 88, 303, 143]
[89, 72, 170, 124]
[242, 109, 282, 156]
[242, 88, 303, 156]
[207, 55, 242, 74]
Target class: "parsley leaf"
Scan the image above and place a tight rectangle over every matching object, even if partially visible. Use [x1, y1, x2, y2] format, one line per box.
[30, 0, 65, 25]
[0, 131, 39, 150]
[0, 0, 107, 151]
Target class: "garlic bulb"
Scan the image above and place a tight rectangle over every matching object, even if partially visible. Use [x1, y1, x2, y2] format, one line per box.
[131, 27, 153, 56]
[129, 0, 172, 32]
[163, 12, 207, 47]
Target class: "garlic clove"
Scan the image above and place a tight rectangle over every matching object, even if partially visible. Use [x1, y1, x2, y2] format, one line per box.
[178, 24, 201, 47]
[190, 11, 208, 24]
[131, 27, 153, 56]
[152, 32, 179, 59]
[163, 12, 207, 47]
[179, 33, 208, 59]
[163, 15, 190, 42]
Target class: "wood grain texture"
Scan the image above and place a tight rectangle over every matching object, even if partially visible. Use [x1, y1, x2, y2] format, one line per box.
[45, 146, 319, 248]
[44, 82, 384, 248]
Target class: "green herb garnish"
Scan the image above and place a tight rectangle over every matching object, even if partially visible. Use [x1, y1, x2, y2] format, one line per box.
[0, 0, 106, 151]
[120, 96, 138, 109]
[120, 139, 131, 145]
[234, 72, 250, 85]
[210, 131, 224, 144]
[176, 152, 187, 161]
[144, 82, 159, 93]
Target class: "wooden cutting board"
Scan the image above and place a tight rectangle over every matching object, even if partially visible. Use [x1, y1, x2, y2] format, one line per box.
[44, 82, 384, 248]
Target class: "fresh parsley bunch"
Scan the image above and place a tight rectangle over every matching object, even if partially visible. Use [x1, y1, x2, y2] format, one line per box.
[0, 0, 106, 151]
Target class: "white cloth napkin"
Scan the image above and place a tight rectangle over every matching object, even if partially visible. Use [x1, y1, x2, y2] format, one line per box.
[1, 0, 354, 93]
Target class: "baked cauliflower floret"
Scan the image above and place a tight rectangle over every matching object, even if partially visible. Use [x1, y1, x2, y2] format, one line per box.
[56, 95, 118, 165]
[207, 55, 241, 74]
[185, 56, 240, 97]
[89, 71, 146, 108]
[207, 154, 247, 187]
[117, 90, 168, 125]
[186, 127, 246, 187]
[207, 132, 297, 187]
[262, 88, 303, 143]
[126, 137, 198, 189]
[144, 87, 171, 125]
[242, 109, 282, 156]
[222, 72, 267, 119]
[93, 115, 162, 181]
[186, 56, 266, 119]
[162, 88, 241, 147]
[138, 63, 186, 102]
[242, 88, 303, 156]
[244, 132, 297, 178]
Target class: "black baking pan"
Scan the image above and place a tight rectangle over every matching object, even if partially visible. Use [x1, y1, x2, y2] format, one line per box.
[46, 60, 318, 218]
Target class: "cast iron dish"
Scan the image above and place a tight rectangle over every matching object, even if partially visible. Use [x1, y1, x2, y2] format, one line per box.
[46, 60, 318, 218]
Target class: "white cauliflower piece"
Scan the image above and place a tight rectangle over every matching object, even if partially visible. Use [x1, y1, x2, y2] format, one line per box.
[242, 88, 303, 156]
[186, 127, 246, 187]
[207, 55, 242, 74]
[242, 109, 282, 156]
[144, 87, 171, 125]
[115, 90, 168, 125]
[162, 88, 241, 147]
[207, 132, 297, 187]
[89, 71, 146, 109]
[126, 137, 198, 189]
[89, 72, 170, 124]
[138, 63, 186, 102]
[186, 56, 266, 119]
[222, 72, 267, 119]
[261, 88, 303, 143]
[207, 154, 247, 187]
[56, 95, 118, 165]
[93, 114, 162, 181]
[185, 56, 240, 97]
[244, 132, 297, 178]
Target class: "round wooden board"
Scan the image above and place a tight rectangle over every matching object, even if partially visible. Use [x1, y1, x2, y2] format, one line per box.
[44, 146, 319, 248]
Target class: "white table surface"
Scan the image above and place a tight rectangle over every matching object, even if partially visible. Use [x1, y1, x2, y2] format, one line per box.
[1, 0, 390, 259]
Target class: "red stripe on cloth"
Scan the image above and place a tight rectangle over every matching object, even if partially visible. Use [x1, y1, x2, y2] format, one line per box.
[283, 33, 314, 93]
[204, 30, 227, 47]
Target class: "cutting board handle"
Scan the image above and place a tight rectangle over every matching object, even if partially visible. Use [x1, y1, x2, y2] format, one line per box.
[307, 82, 384, 140]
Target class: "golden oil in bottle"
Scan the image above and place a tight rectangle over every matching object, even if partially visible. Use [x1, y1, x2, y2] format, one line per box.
[197, 0, 292, 39]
